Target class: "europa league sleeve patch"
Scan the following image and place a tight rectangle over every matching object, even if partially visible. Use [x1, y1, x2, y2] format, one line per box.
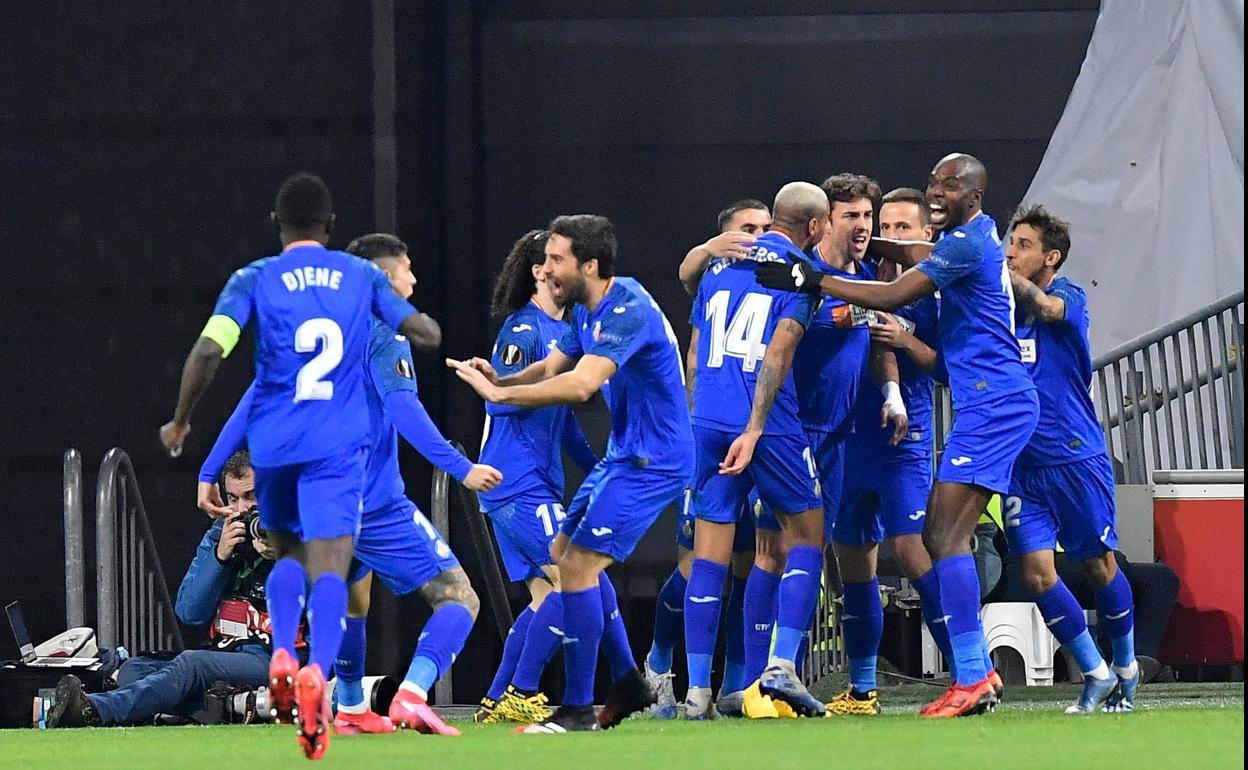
[502, 344, 524, 367]
[394, 358, 414, 379]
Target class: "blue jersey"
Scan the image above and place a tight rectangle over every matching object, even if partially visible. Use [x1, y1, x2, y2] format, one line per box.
[792, 252, 875, 434]
[210, 243, 414, 466]
[914, 213, 1034, 408]
[361, 321, 422, 513]
[853, 293, 941, 449]
[1015, 277, 1106, 467]
[558, 277, 694, 472]
[689, 232, 816, 436]
[479, 302, 588, 508]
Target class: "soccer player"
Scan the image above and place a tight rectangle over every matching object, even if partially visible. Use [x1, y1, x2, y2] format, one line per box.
[646, 199, 771, 719]
[758, 153, 1039, 718]
[827, 187, 944, 715]
[475, 229, 599, 725]
[448, 214, 693, 733]
[680, 183, 826, 719]
[1005, 204, 1139, 713]
[158, 174, 439, 758]
[198, 233, 501, 737]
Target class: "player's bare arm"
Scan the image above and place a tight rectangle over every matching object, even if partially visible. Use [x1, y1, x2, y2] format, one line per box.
[869, 236, 933, 268]
[399, 311, 443, 351]
[756, 259, 936, 311]
[1010, 271, 1067, 323]
[159, 336, 225, 457]
[685, 326, 700, 410]
[449, 353, 616, 408]
[678, 231, 756, 295]
[870, 312, 939, 373]
[870, 342, 909, 446]
[720, 317, 804, 476]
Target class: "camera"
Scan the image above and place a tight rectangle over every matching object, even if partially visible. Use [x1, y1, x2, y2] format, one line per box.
[227, 506, 266, 567]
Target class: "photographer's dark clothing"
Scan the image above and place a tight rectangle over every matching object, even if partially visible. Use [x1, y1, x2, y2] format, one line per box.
[86, 519, 274, 725]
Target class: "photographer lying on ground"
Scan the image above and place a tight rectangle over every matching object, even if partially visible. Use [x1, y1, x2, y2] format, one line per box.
[48, 449, 293, 727]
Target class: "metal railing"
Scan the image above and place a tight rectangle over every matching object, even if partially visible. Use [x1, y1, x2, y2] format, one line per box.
[63, 449, 86, 630]
[95, 448, 183, 652]
[1093, 292, 1244, 483]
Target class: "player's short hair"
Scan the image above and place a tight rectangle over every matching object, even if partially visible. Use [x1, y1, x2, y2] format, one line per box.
[1010, 203, 1072, 270]
[881, 187, 931, 225]
[716, 199, 769, 232]
[346, 233, 407, 261]
[491, 229, 550, 318]
[223, 449, 252, 481]
[820, 173, 882, 210]
[274, 173, 333, 231]
[548, 214, 617, 278]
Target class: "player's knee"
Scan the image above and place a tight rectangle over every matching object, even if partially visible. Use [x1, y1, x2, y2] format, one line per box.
[892, 535, 931, 579]
[1080, 552, 1116, 588]
[1021, 563, 1058, 595]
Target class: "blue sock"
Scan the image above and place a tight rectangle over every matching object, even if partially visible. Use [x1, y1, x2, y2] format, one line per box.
[843, 579, 883, 693]
[487, 606, 534, 700]
[335, 617, 367, 709]
[560, 587, 604, 707]
[913, 569, 955, 677]
[407, 603, 475, 696]
[598, 573, 637, 681]
[265, 558, 307, 658]
[772, 545, 822, 663]
[1095, 568, 1136, 669]
[647, 569, 687, 674]
[684, 559, 728, 689]
[743, 566, 780, 682]
[1035, 581, 1104, 675]
[721, 575, 748, 694]
[514, 592, 563, 692]
[307, 573, 348, 675]
[933, 554, 987, 686]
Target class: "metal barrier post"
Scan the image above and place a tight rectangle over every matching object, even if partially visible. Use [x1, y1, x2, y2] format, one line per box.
[63, 449, 85, 630]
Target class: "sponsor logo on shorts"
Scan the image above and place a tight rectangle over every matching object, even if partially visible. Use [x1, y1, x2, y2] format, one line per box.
[591, 526, 614, 537]
[950, 456, 973, 466]
[688, 596, 719, 604]
[909, 510, 926, 521]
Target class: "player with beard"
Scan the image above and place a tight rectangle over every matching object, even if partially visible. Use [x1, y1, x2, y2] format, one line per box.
[449, 215, 693, 733]
[759, 154, 1038, 718]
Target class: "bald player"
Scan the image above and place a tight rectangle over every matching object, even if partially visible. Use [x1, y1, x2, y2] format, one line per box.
[759, 154, 1038, 718]
[681, 182, 829, 718]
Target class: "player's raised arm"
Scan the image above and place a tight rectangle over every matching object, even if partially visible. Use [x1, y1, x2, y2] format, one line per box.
[399, 312, 442, 351]
[869, 236, 933, 268]
[449, 353, 616, 408]
[678, 200, 770, 295]
[756, 258, 937, 312]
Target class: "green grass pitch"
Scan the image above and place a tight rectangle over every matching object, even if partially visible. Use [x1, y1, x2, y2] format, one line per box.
[6, 683, 1242, 770]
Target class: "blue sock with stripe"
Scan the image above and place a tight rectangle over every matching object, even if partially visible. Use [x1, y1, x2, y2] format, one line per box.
[913, 569, 955, 678]
[646, 569, 687, 674]
[407, 603, 474, 697]
[265, 557, 307, 659]
[598, 572, 637, 681]
[1035, 580, 1105, 676]
[684, 559, 728, 690]
[487, 606, 534, 700]
[743, 566, 780, 682]
[843, 579, 884, 692]
[772, 545, 822, 663]
[513, 592, 563, 692]
[334, 616, 367, 711]
[721, 574, 748, 694]
[933, 554, 987, 686]
[307, 573, 348, 675]
[1095, 568, 1136, 671]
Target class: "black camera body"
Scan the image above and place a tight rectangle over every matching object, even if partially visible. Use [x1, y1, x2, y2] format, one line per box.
[227, 506, 266, 567]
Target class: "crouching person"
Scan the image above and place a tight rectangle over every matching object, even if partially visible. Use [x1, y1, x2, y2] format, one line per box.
[49, 450, 288, 727]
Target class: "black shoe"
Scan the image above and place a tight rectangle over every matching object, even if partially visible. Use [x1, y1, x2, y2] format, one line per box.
[1138, 655, 1163, 685]
[47, 675, 100, 728]
[518, 705, 600, 733]
[596, 668, 656, 729]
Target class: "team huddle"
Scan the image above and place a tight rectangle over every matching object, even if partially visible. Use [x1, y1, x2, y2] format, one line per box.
[149, 151, 1139, 757]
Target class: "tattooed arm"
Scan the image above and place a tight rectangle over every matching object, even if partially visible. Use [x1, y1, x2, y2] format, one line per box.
[1010, 272, 1066, 323]
[720, 317, 807, 475]
[686, 326, 700, 411]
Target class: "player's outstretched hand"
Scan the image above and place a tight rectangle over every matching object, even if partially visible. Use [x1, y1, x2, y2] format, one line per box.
[466, 357, 500, 385]
[880, 383, 909, 447]
[197, 481, 233, 518]
[756, 260, 822, 295]
[704, 230, 757, 261]
[160, 420, 190, 458]
[446, 358, 502, 402]
[463, 464, 503, 492]
[720, 430, 761, 476]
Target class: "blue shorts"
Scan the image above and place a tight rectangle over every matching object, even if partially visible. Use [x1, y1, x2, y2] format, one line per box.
[833, 442, 932, 546]
[690, 426, 820, 522]
[1004, 454, 1119, 560]
[349, 498, 460, 595]
[757, 428, 845, 537]
[486, 495, 564, 582]
[560, 460, 687, 562]
[676, 488, 758, 553]
[938, 391, 1039, 494]
[254, 447, 367, 542]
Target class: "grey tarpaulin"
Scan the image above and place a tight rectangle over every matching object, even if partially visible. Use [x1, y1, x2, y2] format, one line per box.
[1019, 0, 1244, 354]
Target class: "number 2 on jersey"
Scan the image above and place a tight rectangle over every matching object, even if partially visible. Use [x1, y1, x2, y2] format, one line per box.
[705, 290, 774, 372]
[294, 318, 344, 402]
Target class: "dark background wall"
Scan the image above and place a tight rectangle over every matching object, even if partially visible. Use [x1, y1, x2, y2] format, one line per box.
[0, 0, 1098, 700]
